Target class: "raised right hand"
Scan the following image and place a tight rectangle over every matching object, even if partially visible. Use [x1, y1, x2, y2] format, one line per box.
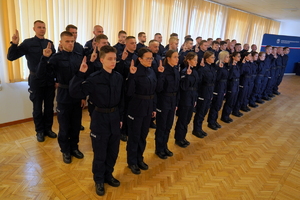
[43, 42, 53, 57]
[187, 66, 192, 75]
[12, 29, 19, 44]
[129, 59, 137, 74]
[79, 56, 88, 73]
[90, 46, 97, 62]
[122, 47, 128, 60]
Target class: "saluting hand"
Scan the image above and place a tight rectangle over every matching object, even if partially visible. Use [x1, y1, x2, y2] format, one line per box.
[129, 59, 137, 74]
[122, 47, 128, 60]
[79, 56, 88, 73]
[12, 29, 20, 44]
[219, 62, 224, 68]
[157, 60, 164, 73]
[200, 58, 205, 67]
[152, 111, 156, 118]
[233, 61, 237, 66]
[187, 65, 192, 75]
[242, 57, 246, 63]
[43, 42, 53, 57]
[90, 46, 97, 62]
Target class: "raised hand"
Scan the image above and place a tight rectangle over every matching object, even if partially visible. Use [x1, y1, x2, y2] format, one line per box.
[121, 47, 128, 60]
[219, 62, 224, 68]
[90, 46, 97, 62]
[242, 57, 246, 63]
[58, 44, 63, 51]
[195, 44, 199, 52]
[200, 58, 205, 67]
[157, 60, 164, 73]
[182, 44, 187, 52]
[129, 59, 137, 74]
[12, 29, 19, 44]
[43, 42, 53, 57]
[187, 65, 192, 75]
[79, 56, 88, 73]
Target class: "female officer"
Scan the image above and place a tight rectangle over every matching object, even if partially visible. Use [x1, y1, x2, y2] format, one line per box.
[192, 51, 216, 138]
[155, 50, 180, 158]
[207, 51, 230, 130]
[126, 48, 163, 174]
[221, 52, 241, 123]
[174, 52, 199, 147]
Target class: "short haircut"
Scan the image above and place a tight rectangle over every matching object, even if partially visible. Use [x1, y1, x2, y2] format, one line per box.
[99, 46, 117, 58]
[138, 32, 145, 37]
[220, 41, 227, 46]
[265, 45, 272, 49]
[283, 47, 289, 50]
[118, 30, 127, 36]
[235, 43, 241, 46]
[169, 37, 179, 43]
[231, 39, 236, 42]
[66, 24, 77, 31]
[170, 33, 178, 37]
[258, 51, 265, 57]
[200, 40, 207, 46]
[126, 36, 136, 41]
[196, 36, 202, 40]
[184, 38, 193, 43]
[154, 33, 161, 36]
[149, 40, 159, 45]
[184, 35, 191, 39]
[60, 31, 73, 38]
[34, 20, 45, 25]
[272, 46, 277, 50]
[95, 34, 108, 42]
[212, 41, 220, 46]
[207, 38, 213, 41]
[216, 38, 221, 40]
[251, 51, 258, 57]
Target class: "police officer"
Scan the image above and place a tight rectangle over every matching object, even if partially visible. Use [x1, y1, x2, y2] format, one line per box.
[207, 51, 230, 130]
[154, 33, 165, 57]
[84, 25, 107, 55]
[248, 51, 259, 108]
[174, 52, 199, 148]
[69, 46, 124, 196]
[113, 30, 127, 56]
[178, 38, 194, 69]
[273, 47, 284, 95]
[261, 45, 273, 101]
[37, 31, 84, 164]
[7, 20, 57, 142]
[155, 50, 180, 159]
[192, 51, 216, 138]
[135, 32, 147, 53]
[63, 24, 85, 56]
[196, 40, 208, 69]
[221, 52, 241, 123]
[126, 48, 158, 175]
[254, 52, 267, 104]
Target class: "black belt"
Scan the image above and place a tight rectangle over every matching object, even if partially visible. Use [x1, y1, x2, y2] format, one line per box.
[187, 87, 197, 91]
[257, 74, 264, 77]
[30, 71, 36, 75]
[164, 92, 177, 97]
[58, 83, 69, 89]
[266, 69, 270, 71]
[219, 79, 227, 82]
[134, 94, 154, 100]
[203, 83, 214, 86]
[231, 78, 239, 82]
[94, 106, 118, 113]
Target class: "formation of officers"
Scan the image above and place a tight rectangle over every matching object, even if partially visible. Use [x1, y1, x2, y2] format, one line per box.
[7, 21, 290, 196]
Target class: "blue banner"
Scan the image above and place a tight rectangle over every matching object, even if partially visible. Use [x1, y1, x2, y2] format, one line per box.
[260, 34, 300, 73]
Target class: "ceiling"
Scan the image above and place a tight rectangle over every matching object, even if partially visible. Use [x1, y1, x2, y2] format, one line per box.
[206, 0, 300, 22]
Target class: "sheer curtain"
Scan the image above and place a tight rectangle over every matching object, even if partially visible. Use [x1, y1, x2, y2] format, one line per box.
[1, 0, 281, 83]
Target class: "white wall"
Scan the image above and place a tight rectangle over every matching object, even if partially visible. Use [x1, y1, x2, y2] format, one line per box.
[279, 20, 300, 37]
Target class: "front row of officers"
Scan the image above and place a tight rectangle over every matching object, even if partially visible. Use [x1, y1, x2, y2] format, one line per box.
[8, 28, 289, 196]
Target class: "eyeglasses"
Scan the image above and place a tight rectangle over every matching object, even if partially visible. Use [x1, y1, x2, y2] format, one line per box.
[143, 57, 154, 61]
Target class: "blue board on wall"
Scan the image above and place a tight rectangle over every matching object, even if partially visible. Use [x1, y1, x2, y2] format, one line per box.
[261, 34, 300, 73]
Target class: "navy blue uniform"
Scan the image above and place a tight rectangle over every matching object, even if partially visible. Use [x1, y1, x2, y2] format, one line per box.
[207, 63, 229, 125]
[135, 42, 146, 53]
[261, 54, 273, 99]
[266, 54, 277, 96]
[233, 61, 252, 113]
[178, 50, 193, 70]
[126, 64, 157, 165]
[193, 63, 216, 132]
[113, 42, 125, 56]
[248, 61, 260, 105]
[196, 50, 206, 69]
[221, 63, 240, 121]
[7, 36, 56, 135]
[84, 38, 110, 56]
[155, 64, 180, 152]
[273, 54, 283, 94]
[255, 60, 267, 101]
[37, 50, 83, 153]
[69, 68, 123, 184]
[174, 67, 199, 141]
[158, 43, 165, 57]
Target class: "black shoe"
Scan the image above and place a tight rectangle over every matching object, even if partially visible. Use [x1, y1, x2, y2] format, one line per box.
[192, 131, 205, 138]
[36, 132, 45, 142]
[80, 125, 85, 131]
[183, 139, 190, 145]
[232, 112, 243, 117]
[105, 177, 120, 187]
[45, 130, 57, 138]
[95, 183, 105, 196]
[63, 153, 72, 164]
[155, 151, 168, 159]
[262, 96, 271, 101]
[240, 107, 249, 112]
[120, 133, 127, 142]
[164, 148, 173, 157]
[268, 94, 275, 97]
[256, 99, 265, 104]
[150, 122, 157, 129]
[208, 123, 218, 130]
[228, 117, 233, 122]
[201, 130, 208, 136]
[249, 103, 258, 108]
[137, 161, 149, 170]
[71, 149, 84, 159]
[128, 165, 141, 174]
[273, 91, 280, 95]
[175, 140, 188, 148]
[215, 122, 222, 128]
[221, 117, 231, 123]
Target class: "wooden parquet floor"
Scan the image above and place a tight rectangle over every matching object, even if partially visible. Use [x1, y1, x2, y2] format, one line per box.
[1, 75, 300, 200]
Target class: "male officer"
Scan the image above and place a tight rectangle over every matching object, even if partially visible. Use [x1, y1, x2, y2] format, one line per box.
[135, 32, 147, 53]
[192, 36, 202, 52]
[37, 31, 84, 164]
[63, 24, 85, 56]
[154, 33, 165, 56]
[113, 30, 127, 55]
[7, 20, 57, 142]
[84, 25, 106, 55]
